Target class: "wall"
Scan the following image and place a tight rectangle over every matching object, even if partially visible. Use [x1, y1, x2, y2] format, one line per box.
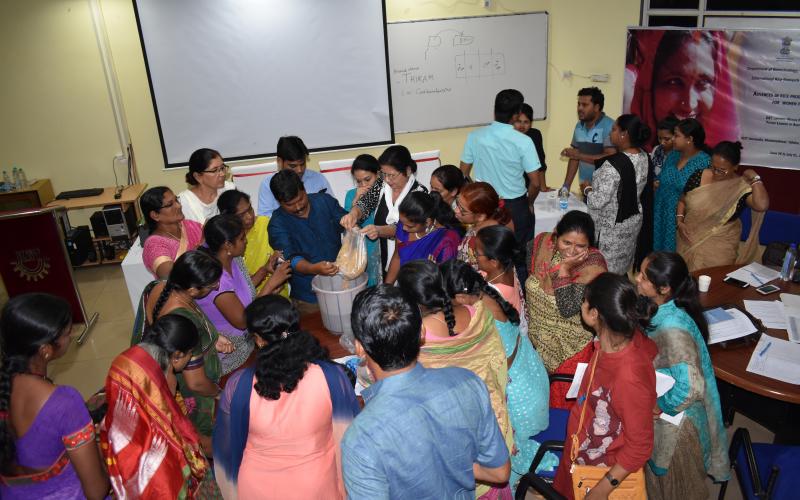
[0, 0, 641, 202]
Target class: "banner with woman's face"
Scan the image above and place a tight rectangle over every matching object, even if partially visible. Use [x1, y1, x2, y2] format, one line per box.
[624, 28, 800, 170]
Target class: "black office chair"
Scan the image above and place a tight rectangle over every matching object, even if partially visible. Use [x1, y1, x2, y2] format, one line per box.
[514, 374, 572, 500]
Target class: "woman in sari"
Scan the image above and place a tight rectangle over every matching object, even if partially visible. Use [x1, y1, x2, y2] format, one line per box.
[677, 141, 769, 271]
[141, 186, 204, 279]
[343, 154, 382, 286]
[213, 296, 358, 499]
[450, 251, 556, 488]
[526, 211, 607, 409]
[429, 164, 467, 210]
[217, 189, 289, 296]
[133, 250, 232, 451]
[103, 314, 220, 499]
[636, 252, 730, 499]
[580, 114, 651, 274]
[383, 191, 460, 284]
[0, 294, 108, 500]
[196, 214, 291, 374]
[552, 273, 658, 500]
[397, 260, 513, 498]
[178, 148, 235, 224]
[653, 118, 711, 252]
[455, 182, 512, 271]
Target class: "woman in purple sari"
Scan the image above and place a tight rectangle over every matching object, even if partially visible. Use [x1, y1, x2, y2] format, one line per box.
[0, 294, 109, 499]
[384, 191, 462, 284]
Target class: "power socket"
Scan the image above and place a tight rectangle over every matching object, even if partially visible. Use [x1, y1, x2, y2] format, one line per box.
[484, 0, 491, 7]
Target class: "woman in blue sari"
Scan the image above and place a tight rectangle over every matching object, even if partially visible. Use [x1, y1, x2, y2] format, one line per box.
[636, 252, 729, 499]
[384, 191, 461, 284]
[213, 296, 359, 499]
[652, 118, 711, 251]
[344, 154, 382, 286]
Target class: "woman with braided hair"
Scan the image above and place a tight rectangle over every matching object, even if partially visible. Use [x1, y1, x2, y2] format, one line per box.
[0, 293, 108, 499]
[398, 259, 511, 498]
[213, 295, 358, 499]
[132, 250, 232, 452]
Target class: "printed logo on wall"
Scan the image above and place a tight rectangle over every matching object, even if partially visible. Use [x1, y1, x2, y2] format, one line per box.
[11, 248, 51, 282]
[625, 28, 800, 169]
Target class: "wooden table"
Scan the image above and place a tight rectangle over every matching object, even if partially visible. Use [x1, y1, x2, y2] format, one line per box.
[695, 264, 800, 442]
[301, 311, 352, 359]
[47, 183, 148, 219]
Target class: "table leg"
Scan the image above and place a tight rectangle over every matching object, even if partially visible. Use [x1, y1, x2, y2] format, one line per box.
[716, 379, 800, 445]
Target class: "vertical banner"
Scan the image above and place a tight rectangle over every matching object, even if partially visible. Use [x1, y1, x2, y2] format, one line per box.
[0, 208, 86, 323]
[625, 28, 800, 169]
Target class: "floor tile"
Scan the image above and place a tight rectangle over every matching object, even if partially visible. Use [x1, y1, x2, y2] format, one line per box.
[50, 356, 114, 399]
[54, 319, 133, 364]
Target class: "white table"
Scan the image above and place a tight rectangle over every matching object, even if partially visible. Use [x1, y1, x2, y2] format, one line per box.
[533, 191, 587, 236]
[121, 239, 153, 314]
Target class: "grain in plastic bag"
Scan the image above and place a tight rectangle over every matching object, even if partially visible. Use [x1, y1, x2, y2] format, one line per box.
[336, 228, 367, 280]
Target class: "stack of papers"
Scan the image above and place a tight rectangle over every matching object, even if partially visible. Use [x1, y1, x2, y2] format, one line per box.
[704, 307, 759, 344]
[746, 333, 800, 384]
[781, 294, 800, 343]
[726, 262, 781, 287]
[744, 300, 788, 330]
[566, 364, 684, 425]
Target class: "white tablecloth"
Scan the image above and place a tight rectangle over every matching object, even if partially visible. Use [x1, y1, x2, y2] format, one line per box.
[533, 191, 587, 236]
[121, 239, 152, 314]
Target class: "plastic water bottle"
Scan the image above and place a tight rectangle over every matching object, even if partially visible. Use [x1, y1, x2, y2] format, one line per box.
[558, 186, 569, 213]
[17, 167, 29, 189]
[781, 243, 797, 282]
[11, 167, 20, 190]
[2, 171, 11, 191]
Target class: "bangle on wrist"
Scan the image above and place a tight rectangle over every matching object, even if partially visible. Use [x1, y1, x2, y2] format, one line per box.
[583, 186, 593, 196]
[676, 214, 685, 218]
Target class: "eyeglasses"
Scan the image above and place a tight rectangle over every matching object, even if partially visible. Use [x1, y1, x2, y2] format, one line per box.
[381, 170, 404, 181]
[160, 196, 181, 209]
[712, 166, 730, 175]
[203, 164, 229, 175]
[454, 199, 472, 215]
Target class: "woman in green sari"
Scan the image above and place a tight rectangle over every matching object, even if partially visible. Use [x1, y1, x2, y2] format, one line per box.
[132, 250, 233, 454]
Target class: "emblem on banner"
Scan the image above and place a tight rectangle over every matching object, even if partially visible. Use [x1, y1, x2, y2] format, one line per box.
[11, 248, 51, 282]
[778, 37, 793, 60]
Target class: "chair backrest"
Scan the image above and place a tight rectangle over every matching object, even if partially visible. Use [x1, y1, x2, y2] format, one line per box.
[740, 208, 800, 246]
[230, 161, 278, 207]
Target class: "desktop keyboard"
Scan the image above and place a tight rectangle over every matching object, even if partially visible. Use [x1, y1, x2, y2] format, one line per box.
[56, 188, 105, 200]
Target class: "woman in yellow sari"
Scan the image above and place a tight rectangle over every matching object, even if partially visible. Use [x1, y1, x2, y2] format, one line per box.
[677, 141, 769, 271]
[397, 259, 512, 498]
[217, 189, 289, 296]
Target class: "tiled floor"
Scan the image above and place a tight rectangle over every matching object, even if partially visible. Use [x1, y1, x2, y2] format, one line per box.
[2, 265, 779, 499]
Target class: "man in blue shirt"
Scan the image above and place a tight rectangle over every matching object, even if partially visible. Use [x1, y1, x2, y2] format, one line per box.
[342, 285, 510, 499]
[257, 135, 333, 216]
[266, 169, 345, 313]
[460, 89, 541, 281]
[561, 87, 616, 189]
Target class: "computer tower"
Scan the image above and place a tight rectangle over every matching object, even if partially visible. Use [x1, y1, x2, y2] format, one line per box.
[65, 225, 92, 266]
[102, 204, 137, 241]
[90, 210, 108, 238]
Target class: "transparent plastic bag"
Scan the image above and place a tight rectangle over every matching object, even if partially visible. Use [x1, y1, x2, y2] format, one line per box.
[336, 228, 367, 280]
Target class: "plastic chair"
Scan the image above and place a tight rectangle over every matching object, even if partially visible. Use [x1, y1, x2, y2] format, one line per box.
[719, 427, 800, 500]
[514, 374, 572, 500]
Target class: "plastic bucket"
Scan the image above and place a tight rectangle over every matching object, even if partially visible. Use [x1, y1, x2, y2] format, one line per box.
[311, 273, 368, 336]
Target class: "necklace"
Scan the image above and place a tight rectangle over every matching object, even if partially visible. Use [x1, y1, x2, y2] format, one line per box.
[159, 225, 182, 241]
[426, 312, 448, 325]
[486, 266, 510, 284]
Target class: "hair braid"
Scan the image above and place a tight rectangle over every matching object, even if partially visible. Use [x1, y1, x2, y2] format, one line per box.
[441, 299, 457, 337]
[151, 281, 175, 320]
[0, 356, 31, 470]
[481, 282, 520, 325]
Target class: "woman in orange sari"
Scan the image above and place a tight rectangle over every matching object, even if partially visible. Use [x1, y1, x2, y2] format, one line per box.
[103, 314, 219, 498]
[677, 141, 769, 271]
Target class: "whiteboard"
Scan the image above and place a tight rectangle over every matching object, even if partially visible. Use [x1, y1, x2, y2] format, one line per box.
[388, 13, 548, 133]
[134, 0, 392, 167]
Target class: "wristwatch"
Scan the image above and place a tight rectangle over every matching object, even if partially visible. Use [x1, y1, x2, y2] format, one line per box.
[604, 471, 620, 488]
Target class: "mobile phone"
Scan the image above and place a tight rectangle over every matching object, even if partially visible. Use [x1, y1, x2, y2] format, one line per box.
[723, 276, 750, 288]
[756, 284, 780, 295]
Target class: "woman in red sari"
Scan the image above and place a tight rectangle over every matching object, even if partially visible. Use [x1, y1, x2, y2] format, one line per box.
[102, 314, 219, 499]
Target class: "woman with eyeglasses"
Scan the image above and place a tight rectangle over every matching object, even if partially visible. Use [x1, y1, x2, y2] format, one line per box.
[178, 147, 235, 224]
[454, 182, 512, 271]
[343, 154, 382, 285]
[141, 186, 204, 279]
[132, 250, 234, 454]
[676, 141, 768, 271]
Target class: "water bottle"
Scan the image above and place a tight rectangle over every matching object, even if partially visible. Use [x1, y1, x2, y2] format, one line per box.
[2, 171, 11, 191]
[12, 167, 20, 190]
[780, 243, 797, 282]
[17, 167, 29, 189]
[558, 186, 569, 213]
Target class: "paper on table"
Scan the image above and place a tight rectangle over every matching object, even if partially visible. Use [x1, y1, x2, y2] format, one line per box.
[705, 307, 759, 344]
[746, 333, 800, 384]
[726, 262, 781, 287]
[566, 363, 588, 399]
[744, 300, 787, 330]
[781, 293, 800, 343]
[655, 371, 685, 425]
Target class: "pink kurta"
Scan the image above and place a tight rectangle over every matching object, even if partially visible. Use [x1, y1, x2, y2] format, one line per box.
[237, 364, 342, 499]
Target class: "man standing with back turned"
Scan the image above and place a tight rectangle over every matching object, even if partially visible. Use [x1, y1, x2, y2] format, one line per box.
[460, 89, 541, 280]
[342, 285, 510, 499]
[561, 86, 616, 191]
